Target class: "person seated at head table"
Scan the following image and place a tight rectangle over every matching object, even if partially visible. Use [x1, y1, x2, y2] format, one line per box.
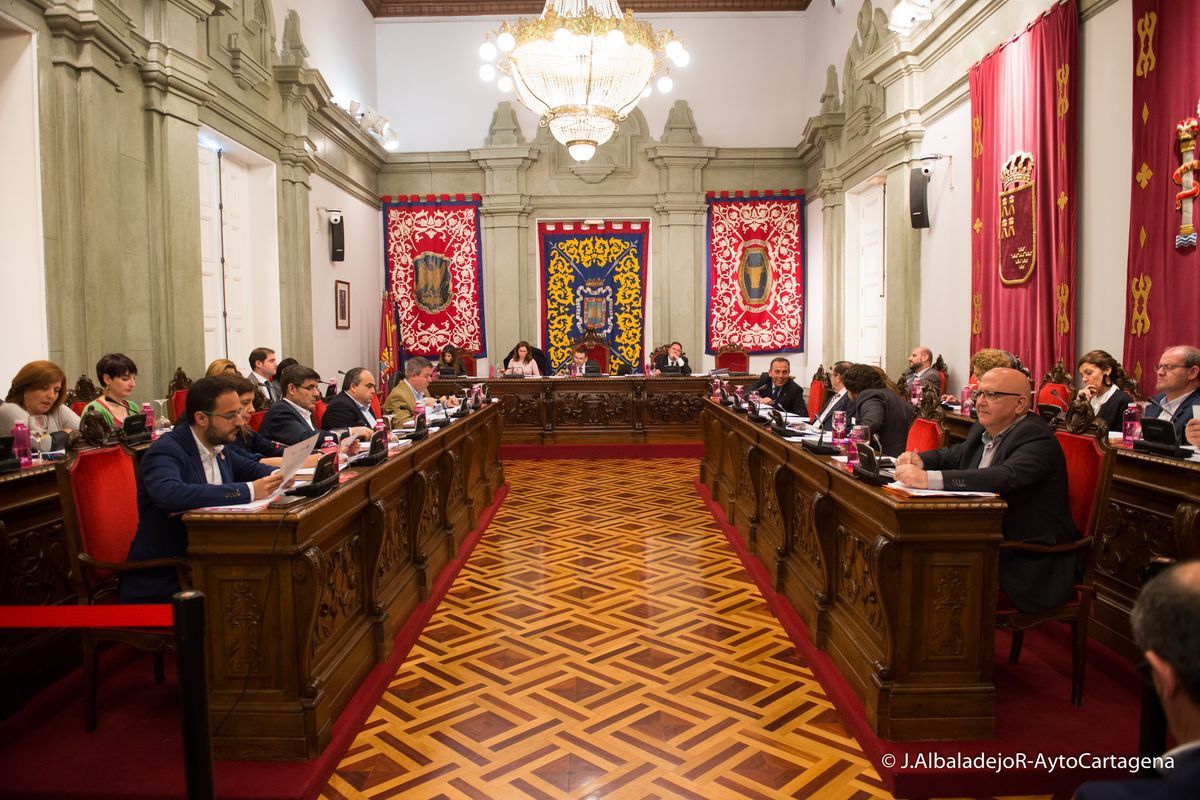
[839, 363, 915, 456]
[747, 357, 806, 415]
[322, 367, 381, 430]
[941, 347, 1017, 405]
[895, 368, 1079, 614]
[898, 345, 938, 390]
[204, 358, 241, 379]
[1145, 345, 1200, 443]
[652, 342, 692, 375]
[82, 352, 140, 428]
[505, 341, 541, 376]
[437, 345, 468, 376]
[560, 346, 600, 376]
[1075, 349, 1134, 433]
[382, 356, 460, 425]
[810, 360, 855, 432]
[259, 365, 368, 451]
[1074, 561, 1200, 800]
[0, 360, 82, 434]
[224, 378, 321, 468]
[119, 376, 283, 603]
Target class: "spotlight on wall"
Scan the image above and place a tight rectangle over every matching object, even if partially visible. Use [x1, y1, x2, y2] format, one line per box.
[329, 96, 400, 154]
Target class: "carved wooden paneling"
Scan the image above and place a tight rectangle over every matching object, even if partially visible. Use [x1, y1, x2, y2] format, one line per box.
[645, 391, 706, 424]
[220, 578, 267, 677]
[313, 535, 364, 654]
[497, 393, 541, 426]
[554, 391, 632, 426]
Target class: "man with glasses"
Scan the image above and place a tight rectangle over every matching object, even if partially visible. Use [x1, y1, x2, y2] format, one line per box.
[382, 356, 459, 424]
[322, 367, 380, 430]
[894, 367, 1079, 613]
[1145, 345, 1200, 443]
[120, 376, 282, 602]
[260, 365, 362, 449]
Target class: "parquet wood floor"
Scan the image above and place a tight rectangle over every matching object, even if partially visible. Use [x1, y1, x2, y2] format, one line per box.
[320, 458, 1050, 800]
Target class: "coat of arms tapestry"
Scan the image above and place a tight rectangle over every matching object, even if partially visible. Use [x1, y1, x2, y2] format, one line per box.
[705, 191, 806, 355]
[969, 0, 1077, 384]
[538, 221, 648, 374]
[383, 194, 486, 358]
[1123, 0, 1200, 395]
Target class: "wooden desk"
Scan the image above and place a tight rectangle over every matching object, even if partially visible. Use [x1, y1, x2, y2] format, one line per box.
[941, 412, 1200, 660]
[428, 375, 757, 444]
[183, 404, 504, 760]
[701, 402, 1005, 740]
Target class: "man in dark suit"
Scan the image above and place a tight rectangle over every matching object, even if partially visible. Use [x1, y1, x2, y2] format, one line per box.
[248, 346, 280, 404]
[322, 367, 379, 430]
[748, 357, 806, 416]
[120, 377, 281, 602]
[1144, 345, 1200, 443]
[895, 367, 1079, 613]
[260, 365, 358, 449]
[653, 342, 692, 375]
[897, 346, 939, 392]
[1075, 561, 1200, 799]
[561, 346, 600, 376]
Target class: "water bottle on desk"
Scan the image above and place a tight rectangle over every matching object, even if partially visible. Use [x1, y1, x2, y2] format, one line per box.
[141, 402, 156, 437]
[960, 384, 974, 416]
[909, 379, 921, 406]
[1121, 403, 1141, 447]
[832, 411, 847, 446]
[847, 426, 865, 466]
[11, 421, 31, 468]
[321, 435, 340, 471]
[374, 418, 387, 436]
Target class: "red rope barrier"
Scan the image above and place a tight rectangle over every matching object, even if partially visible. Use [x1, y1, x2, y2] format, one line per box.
[0, 604, 173, 628]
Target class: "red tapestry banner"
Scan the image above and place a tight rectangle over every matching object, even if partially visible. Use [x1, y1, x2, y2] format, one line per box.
[383, 194, 486, 357]
[705, 191, 806, 354]
[970, 0, 1078, 383]
[1124, 0, 1200, 395]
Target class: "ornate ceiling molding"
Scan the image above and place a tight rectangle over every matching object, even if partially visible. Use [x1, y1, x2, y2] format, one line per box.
[362, 0, 807, 17]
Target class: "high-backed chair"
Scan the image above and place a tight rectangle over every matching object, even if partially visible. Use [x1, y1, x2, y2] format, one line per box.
[1037, 359, 1072, 412]
[370, 393, 382, 419]
[170, 390, 188, 424]
[248, 410, 266, 432]
[57, 446, 188, 731]
[714, 345, 749, 373]
[570, 330, 611, 373]
[457, 350, 477, 377]
[904, 382, 947, 451]
[66, 374, 101, 417]
[313, 399, 327, 429]
[932, 354, 949, 394]
[807, 365, 831, 419]
[995, 400, 1116, 706]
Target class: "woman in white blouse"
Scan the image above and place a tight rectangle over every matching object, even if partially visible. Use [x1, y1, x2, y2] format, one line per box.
[506, 341, 541, 376]
[1077, 349, 1134, 432]
[0, 360, 81, 434]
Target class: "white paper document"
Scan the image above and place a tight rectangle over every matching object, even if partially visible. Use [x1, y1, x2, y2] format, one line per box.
[885, 482, 997, 498]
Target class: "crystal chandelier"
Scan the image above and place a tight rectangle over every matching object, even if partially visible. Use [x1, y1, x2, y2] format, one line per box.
[479, 0, 690, 162]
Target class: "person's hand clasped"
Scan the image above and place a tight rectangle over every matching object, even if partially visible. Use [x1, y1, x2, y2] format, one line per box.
[253, 471, 284, 499]
[1186, 417, 1200, 448]
[894, 463, 928, 488]
[895, 451, 924, 468]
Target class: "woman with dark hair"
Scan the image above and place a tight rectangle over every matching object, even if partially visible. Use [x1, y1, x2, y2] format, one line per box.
[1077, 349, 1134, 432]
[841, 362, 916, 456]
[505, 341, 541, 376]
[0, 360, 81, 433]
[437, 345, 467, 376]
[82, 352, 139, 427]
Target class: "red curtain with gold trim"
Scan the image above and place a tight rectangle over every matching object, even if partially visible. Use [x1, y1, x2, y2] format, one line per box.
[1123, 0, 1200, 395]
[970, 0, 1078, 383]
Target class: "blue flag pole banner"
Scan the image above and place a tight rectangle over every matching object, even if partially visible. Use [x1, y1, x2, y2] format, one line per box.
[705, 190, 806, 354]
[538, 221, 648, 373]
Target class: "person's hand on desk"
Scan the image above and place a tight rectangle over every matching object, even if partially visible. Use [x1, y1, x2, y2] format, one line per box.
[443, 395, 460, 408]
[252, 471, 285, 499]
[1186, 418, 1200, 448]
[895, 451, 924, 468]
[758, 396, 775, 406]
[894, 463, 929, 489]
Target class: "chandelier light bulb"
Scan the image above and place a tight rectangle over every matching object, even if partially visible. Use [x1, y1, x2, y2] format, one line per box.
[567, 141, 597, 162]
[665, 40, 683, 60]
[479, 41, 497, 61]
[671, 48, 690, 67]
[553, 27, 571, 44]
[496, 30, 515, 52]
[606, 28, 626, 47]
[656, 74, 673, 94]
[498, 75, 514, 92]
[479, 63, 496, 82]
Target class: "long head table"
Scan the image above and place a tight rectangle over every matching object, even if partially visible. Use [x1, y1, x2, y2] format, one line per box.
[702, 401, 1006, 740]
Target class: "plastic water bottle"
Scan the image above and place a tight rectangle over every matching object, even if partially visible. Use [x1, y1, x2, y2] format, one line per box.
[961, 384, 974, 416]
[909, 379, 922, 406]
[374, 418, 387, 435]
[1122, 403, 1141, 447]
[141, 402, 156, 437]
[489, 364, 495, 379]
[11, 421, 31, 468]
[847, 426, 865, 466]
[321, 435, 340, 472]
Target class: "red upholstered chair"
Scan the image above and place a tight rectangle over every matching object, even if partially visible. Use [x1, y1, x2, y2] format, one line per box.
[459, 353, 476, 377]
[1037, 359, 1072, 411]
[806, 365, 830, 419]
[905, 417, 944, 452]
[171, 389, 188, 424]
[57, 446, 187, 731]
[715, 346, 749, 373]
[71, 402, 87, 416]
[313, 400, 326, 429]
[370, 393, 382, 419]
[248, 410, 266, 432]
[995, 419, 1115, 707]
[583, 344, 608, 373]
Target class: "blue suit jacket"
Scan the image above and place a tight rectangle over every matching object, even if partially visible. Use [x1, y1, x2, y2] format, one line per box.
[1075, 747, 1200, 799]
[121, 423, 273, 602]
[259, 400, 336, 449]
[1145, 388, 1200, 443]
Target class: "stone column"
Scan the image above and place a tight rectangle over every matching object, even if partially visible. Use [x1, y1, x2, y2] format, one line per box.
[802, 107, 846, 362]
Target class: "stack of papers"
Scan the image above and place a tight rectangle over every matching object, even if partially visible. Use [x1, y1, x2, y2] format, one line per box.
[884, 482, 997, 498]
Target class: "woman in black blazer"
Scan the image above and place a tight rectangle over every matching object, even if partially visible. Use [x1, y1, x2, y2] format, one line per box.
[437, 345, 468, 377]
[1076, 349, 1134, 433]
[841, 363, 916, 456]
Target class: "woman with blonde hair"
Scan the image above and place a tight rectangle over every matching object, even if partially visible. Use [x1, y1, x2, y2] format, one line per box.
[205, 358, 241, 378]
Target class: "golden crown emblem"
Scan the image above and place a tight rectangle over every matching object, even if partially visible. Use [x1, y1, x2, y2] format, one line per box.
[584, 278, 605, 288]
[1000, 151, 1036, 188]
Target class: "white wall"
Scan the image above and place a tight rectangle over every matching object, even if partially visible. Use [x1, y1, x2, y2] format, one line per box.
[0, 17, 47, 387]
[799, 0, 862, 123]
[273, 0, 379, 109]
[375, 13, 808, 152]
[308, 175, 383, 384]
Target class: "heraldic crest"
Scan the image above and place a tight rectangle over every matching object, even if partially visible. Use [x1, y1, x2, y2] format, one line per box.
[999, 150, 1036, 285]
[1173, 101, 1200, 251]
[413, 251, 452, 314]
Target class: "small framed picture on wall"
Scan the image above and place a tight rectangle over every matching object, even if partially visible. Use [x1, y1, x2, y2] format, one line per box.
[335, 280, 350, 329]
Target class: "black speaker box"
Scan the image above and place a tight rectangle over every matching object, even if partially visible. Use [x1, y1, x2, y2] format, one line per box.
[910, 166, 930, 229]
[330, 217, 345, 261]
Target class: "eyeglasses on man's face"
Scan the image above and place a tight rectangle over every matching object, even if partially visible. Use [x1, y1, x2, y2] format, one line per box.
[204, 410, 242, 423]
[1155, 363, 1186, 373]
[300, 383, 321, 393]
[975, 389, 1022, 402]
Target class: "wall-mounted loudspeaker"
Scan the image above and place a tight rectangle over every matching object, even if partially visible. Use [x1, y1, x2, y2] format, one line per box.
[328, 209, 345, 261]
[909, 167, 930, 229]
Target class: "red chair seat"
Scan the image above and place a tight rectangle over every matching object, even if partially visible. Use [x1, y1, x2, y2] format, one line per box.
[171, 390, 188, 424]
[460, 354, 476, 377]
[1038, 382, 1071, 410]
[584, 345, 608, 373]
[807, 381, 826, 419]
[248, 410, 266, 432]
[905, 418, 943, 452]
[370, 393, 381, 419]
[313, 400, 326, 429]
[715, 350, 749, 373]
[71, 401, 87, 416]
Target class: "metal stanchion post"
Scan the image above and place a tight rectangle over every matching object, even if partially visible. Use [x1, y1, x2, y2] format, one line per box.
[173, 591, 214, 800]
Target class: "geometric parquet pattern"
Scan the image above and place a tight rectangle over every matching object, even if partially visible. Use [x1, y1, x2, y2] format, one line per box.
[321, 458, 1047, 800]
